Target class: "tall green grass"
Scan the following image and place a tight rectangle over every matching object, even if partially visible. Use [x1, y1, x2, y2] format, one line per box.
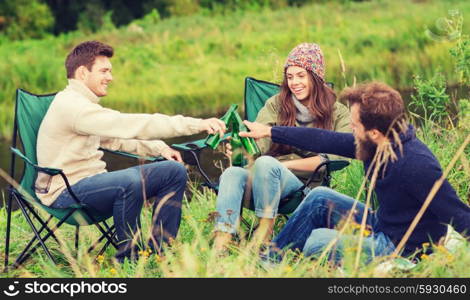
[0, 122, 468, 278]
[0, 0, 469, 139]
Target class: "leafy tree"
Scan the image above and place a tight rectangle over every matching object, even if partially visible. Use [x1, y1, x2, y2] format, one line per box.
[0, 0, 54, 40]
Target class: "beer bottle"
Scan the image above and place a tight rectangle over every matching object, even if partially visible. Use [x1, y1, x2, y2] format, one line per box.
[231, 109, 261, 156]
[230, 131, 247, 166]
[204, 104, 238, 149]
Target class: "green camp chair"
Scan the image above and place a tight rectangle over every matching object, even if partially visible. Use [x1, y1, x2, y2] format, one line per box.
[4, 89, 161, 270]
[171, 77, 350, 226]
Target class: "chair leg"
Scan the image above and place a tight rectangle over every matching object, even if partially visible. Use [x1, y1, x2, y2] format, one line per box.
[75, 226, 79, 255]
[95, 230, 118, 258]
[4, 190, 14, 272]
[79, 209, 119, 250]
[325, 174, 331, 187]
[15, 214, 54, 266]
[15, 196, 56, 265]
[101, 220, 119, 244]
[13, 207, 77, 269]
[92, 222, 119, 249]
[23, 201, 60, 244]
[87, 225, 116, 254]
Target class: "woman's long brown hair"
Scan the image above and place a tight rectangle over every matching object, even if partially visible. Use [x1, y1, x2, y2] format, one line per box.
[267, 71, 336, 156]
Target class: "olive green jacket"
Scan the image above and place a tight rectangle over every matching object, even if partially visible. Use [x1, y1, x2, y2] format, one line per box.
[254, 93, 351, 184]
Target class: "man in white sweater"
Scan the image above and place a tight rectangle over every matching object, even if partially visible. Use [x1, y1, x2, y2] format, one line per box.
[35, 40, 226, 262]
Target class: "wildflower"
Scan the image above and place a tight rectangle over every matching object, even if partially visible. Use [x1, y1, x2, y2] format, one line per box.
[97, 255, 105, 264]
[109, 268, 117, 275]
[421, 254, 430, 260]
[155, 255, 163, 263]
[138, 250, 150, 258]
[284, 266, 293, 273]
[200, 247, 207, 252]
[363, 229, 371, 237]
[435, 245, 449, 254]
[351, 223, 361, 229]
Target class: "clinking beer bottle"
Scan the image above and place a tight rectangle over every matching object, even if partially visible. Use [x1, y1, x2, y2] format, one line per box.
[204, 104, 239, 149]
[230, 131, 247, 166]
[231, 109, 261, 156]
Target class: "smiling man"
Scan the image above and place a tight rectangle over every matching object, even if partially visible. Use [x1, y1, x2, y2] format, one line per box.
[240, 81, 470, 263]
[36, 40, 226, 262]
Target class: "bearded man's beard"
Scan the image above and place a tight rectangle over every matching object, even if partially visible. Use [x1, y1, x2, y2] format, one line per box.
[355, 135, 377, 161]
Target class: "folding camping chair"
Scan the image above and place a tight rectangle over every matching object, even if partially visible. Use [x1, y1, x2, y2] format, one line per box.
[171, 77, 350, 227]
[4, 89, 161, 270]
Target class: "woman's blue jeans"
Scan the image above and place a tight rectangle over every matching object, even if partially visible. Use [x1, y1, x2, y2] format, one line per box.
[271, 186, 395, 264]
[215, 156, 305, 234]
[50, 160, 187, 260]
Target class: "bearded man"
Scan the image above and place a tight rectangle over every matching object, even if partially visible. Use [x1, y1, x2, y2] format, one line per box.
[240, 82, 469, 262]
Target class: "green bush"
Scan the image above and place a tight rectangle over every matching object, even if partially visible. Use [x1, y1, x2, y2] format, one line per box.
[409, 73, 452, 126]
[0, 0, 54, 40]
[457, 99, 470, 130]
[168, 0, 201, 16]
[450, 38, 470, 85]
[77, 2, 108, 33]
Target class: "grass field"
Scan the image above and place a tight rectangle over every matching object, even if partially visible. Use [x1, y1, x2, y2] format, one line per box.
[0, 0, 469, 138]
[1, 121, 468, 278]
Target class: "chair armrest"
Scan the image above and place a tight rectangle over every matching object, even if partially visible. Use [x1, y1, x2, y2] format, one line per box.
[99, 148, 165, 162]
[326, 159, 350, 173]
[171, 134, 231, 192]
[10, 147, 62, 176]
[171, 133, 232, 152]
[303, 158, 350, 188]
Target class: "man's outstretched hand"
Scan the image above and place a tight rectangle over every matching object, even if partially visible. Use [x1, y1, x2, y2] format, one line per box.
[199, 118, 227, 137]
[238, 120, 272, 139]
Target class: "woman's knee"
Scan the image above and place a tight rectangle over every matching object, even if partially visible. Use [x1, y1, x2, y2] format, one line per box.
[220, 166, 248, 183]
[253, 155, 280, 171]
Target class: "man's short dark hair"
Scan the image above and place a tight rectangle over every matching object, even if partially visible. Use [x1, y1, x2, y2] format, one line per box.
[65, 40, 114, 79]
[340, 82, 406, 135]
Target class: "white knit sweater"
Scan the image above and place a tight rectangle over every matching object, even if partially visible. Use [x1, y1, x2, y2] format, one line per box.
[35, 79, 203, 206]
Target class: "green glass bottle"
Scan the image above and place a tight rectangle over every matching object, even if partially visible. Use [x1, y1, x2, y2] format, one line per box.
[231, 109, 261, 156]
[230, 131, 247, 166]
[204, 104, 238, 149]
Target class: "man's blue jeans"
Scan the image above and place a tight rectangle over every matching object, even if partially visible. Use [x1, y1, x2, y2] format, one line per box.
[50, 161, 187, 260]
[215, 156, 305, 234]
[271, 186, 395, 264]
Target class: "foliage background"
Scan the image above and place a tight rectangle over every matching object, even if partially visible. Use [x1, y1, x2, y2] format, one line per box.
[0, 0, 468, 139]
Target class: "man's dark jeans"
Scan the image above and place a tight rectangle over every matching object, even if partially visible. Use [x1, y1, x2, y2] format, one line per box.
[51, 160, 187, 261]
[271, 186, 395, 264]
